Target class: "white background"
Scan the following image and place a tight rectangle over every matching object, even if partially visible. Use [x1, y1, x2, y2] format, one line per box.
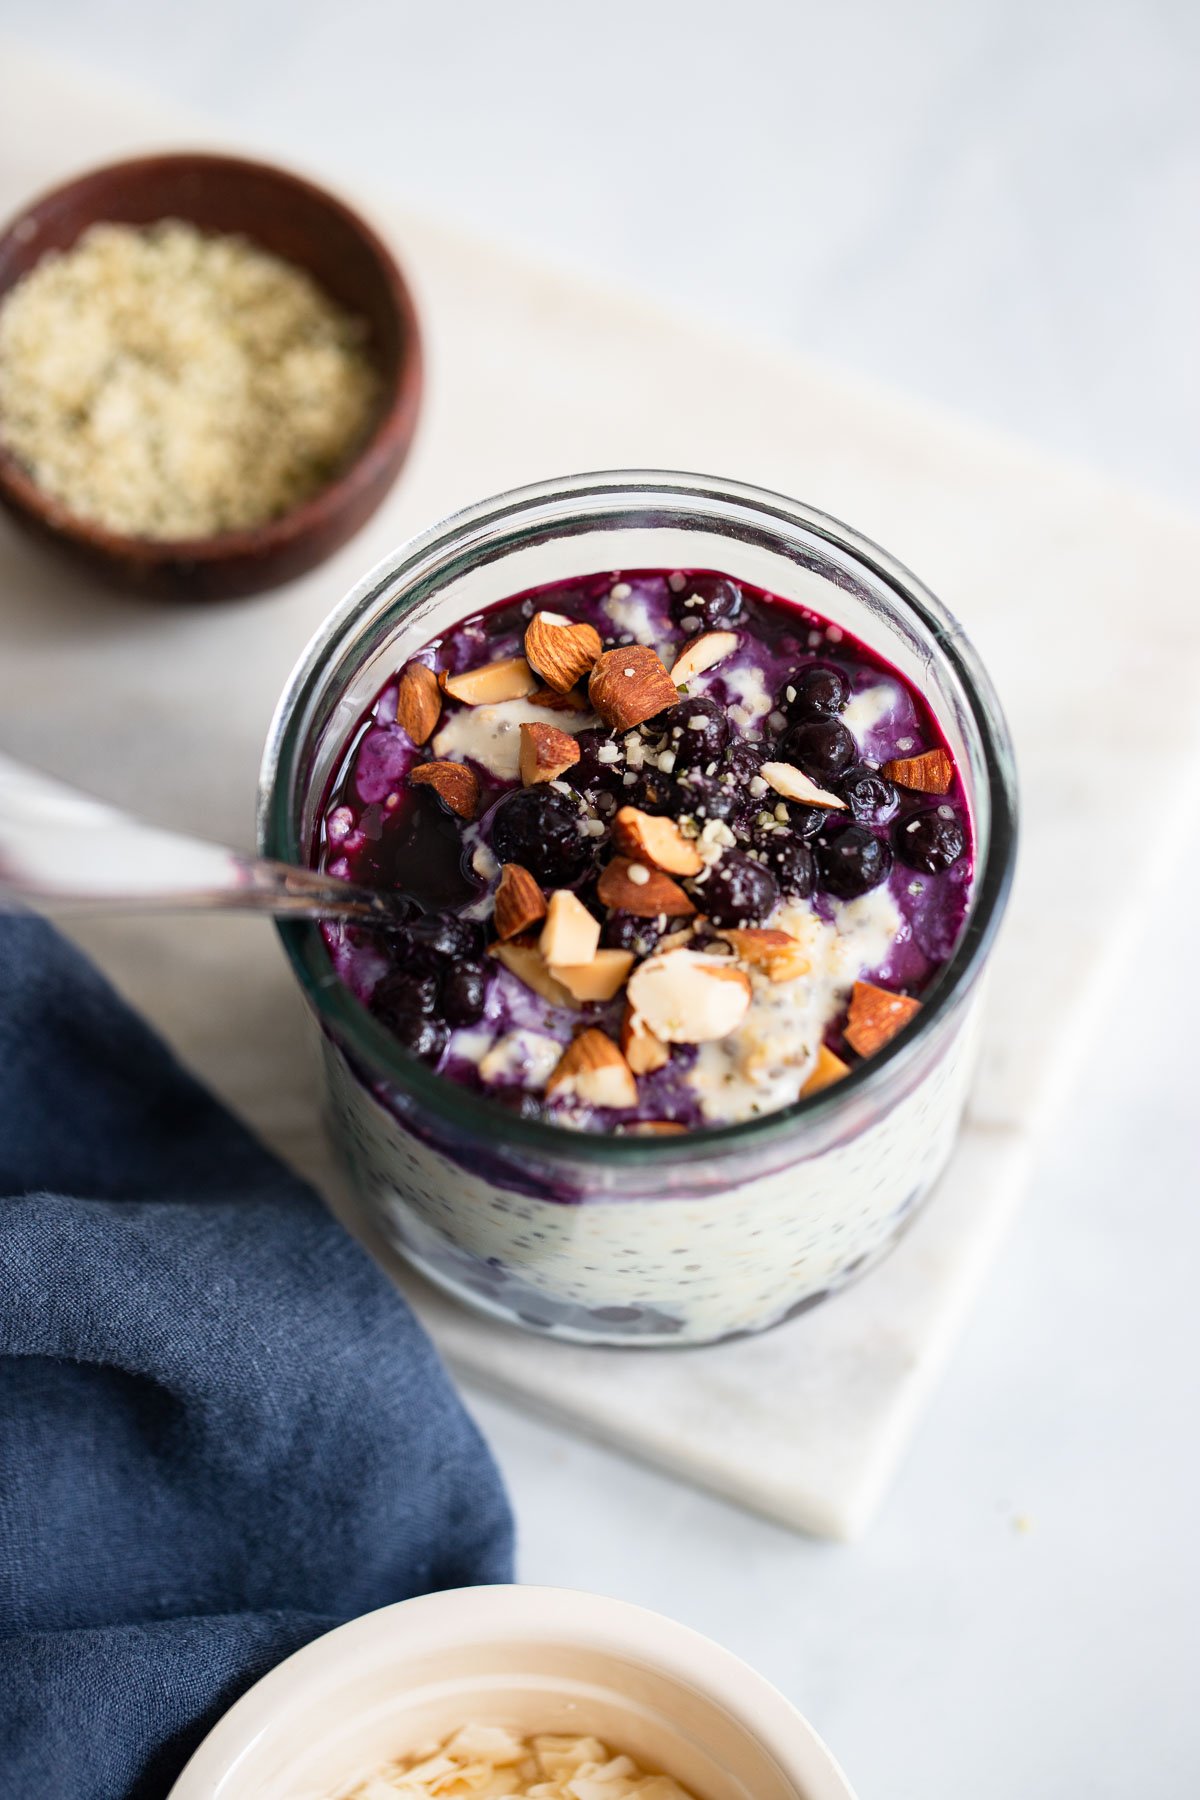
[2, 5, 1197, 1796]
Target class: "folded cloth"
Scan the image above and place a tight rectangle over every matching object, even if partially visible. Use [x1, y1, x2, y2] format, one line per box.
[0, 914, 514, 1800]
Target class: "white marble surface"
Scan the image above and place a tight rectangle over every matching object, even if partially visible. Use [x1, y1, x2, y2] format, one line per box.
[1, 13, 1197, 1797]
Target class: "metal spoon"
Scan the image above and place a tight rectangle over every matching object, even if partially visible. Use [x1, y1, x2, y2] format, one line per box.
[0, 753, 402, 926]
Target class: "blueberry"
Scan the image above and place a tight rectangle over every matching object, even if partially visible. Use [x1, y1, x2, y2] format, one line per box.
[894, 807, 967, 873]
[491, 785, 591, 886]
[388, 1009, 450, 1064]
[624, 767, 679, 817]
[751, 799, 824, 844]
[815, 825, 893, 899]
[692, 850, 779, 926]
[781, 664, 849, 720]
[602, 911, 665, 957]
[779, 717, 857, 783]
[675, 771, 741, 826]
[654, 697, 728, 771]
[568, 728, 624, 794]
[372, 969, 439, 1023]
[406, 910, 482, 964]
[670, 573, 745, 634]
[493, 1089, 543, 1121]
[838, 763, 899, 825]
[722, 739, 764, 785]
[758, 837, 815, 898]
[370, 891, 421, 932]
[442, 961, 489, 1027]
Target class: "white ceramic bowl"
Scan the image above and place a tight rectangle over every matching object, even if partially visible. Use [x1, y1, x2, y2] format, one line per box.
[168, 1586, 858, 1800]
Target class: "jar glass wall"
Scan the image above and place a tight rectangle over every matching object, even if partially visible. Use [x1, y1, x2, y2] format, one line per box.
[258, 472, 1017, 1346]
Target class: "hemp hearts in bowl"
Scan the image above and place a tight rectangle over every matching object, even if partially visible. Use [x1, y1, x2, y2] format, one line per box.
[0, 220, 381, 540]
[0, 152, 422, 597]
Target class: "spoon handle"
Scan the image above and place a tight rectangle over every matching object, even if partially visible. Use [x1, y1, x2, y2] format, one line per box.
[0, 754, 385, 924]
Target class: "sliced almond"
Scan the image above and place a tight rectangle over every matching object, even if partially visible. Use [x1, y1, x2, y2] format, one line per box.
[597, 856, 695, 918]
[759, 760, 847, 810]
[519, 721, 581, 786]
[844, 980, 922, 1058]
[441, 656, 538, 706]
[621, 1120, 686, 1136]
[529, 684, 590, 713]
[408, 759, 479, 819]
[626, 949, 752, 1044]
[395, 661, 442, 743]
[612, 806, 704, 876]
[552, 949, 636, 1003]
[493, 863, 547, 940]
[547, 1028, 639, 1109]
[588, 645, 678, 731]
[721, 927, 811, 983]
[668, 629, 739, 687]
[489, 937, 582, 1009]
[620, 1003, 670, 1074]
[880, 748, 955, 795]
[800, 1043, 852, 1097]
[539, 890, 601, 966]
[524, 611, 603, 693]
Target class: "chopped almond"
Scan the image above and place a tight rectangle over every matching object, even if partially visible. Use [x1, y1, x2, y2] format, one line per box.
[519, 721, 581, 786]
[441, 656, 538, 706]
[552, 949, 636, 1003]
[880, 748, 955, 795]
[588, 645, 678, 730]
[626, 949, 752, 1044]
[612, 806, 704, 876]
[759, 761, 847, 810]
[721, 927, 811, 983]
[800, 1043, 851, 1097]
[539, 890, 601, 966]
[524, 611, 603, 693]
[493, 863, 547, 940]
[620, 1003, 670, 1074]
[546, 1028, 639, 1109]
[529, 684, 590, 713]
[668, 629, 738, 686]
[596, 856, 695, 918]
[489, 938, 581, 1009]
[408, 760, 479, 819]
[844, 980, 922, 1058]
[394, 661, 442, 744]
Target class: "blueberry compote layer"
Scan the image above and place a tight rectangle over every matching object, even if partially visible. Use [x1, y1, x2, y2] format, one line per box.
[317, 570, 973, 1132]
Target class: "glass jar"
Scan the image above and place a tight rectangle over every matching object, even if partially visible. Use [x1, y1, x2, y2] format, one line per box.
[258, 472, 1017, 1347]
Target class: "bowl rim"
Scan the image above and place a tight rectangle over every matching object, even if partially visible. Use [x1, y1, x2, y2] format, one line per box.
[0, 149, 423, 565]
[166, 1584, 859, 1800]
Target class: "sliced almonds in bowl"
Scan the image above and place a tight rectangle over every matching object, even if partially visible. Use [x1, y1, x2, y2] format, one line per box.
[441, 656, 538, 706]
[547, 1027, 639, 1109]
[612, 806, 704, 877]
[626, 949, 753, 1045]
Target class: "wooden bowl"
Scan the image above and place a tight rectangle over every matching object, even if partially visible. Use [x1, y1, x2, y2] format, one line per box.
[0, 152, 423, 600]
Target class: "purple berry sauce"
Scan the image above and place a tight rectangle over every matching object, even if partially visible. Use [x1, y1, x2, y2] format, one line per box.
[314, 569, 974, 1132]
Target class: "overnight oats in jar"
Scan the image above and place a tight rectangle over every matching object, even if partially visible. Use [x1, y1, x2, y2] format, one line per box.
[259, 472, 1016, 1346]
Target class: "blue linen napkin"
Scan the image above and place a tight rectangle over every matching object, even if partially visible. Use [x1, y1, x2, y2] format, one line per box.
[0, 913, 514, 1799]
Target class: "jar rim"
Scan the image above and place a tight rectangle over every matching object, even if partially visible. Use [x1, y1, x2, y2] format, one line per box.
[257, 469, 1019, 1165]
